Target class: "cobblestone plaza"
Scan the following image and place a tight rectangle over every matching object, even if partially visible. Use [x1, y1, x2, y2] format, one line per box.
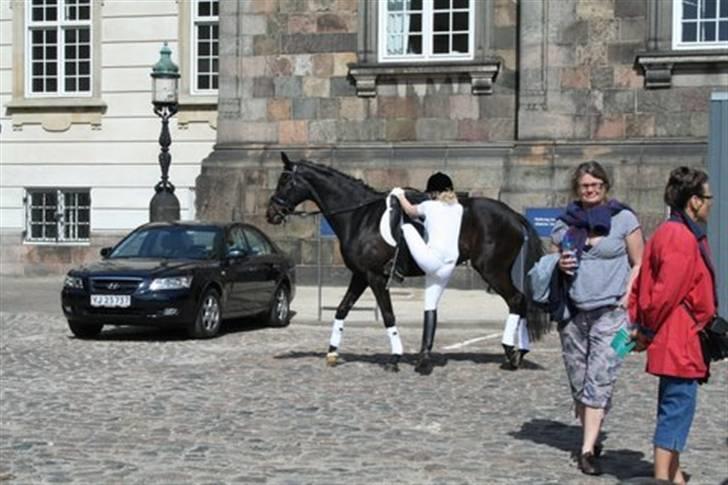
[0, 279, 726, 484]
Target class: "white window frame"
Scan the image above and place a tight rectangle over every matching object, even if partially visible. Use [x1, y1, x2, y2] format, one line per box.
[191, 0, 219, 95]
[378, 0, 474, 63]
[672, 0, 728, 50]
[25, 0, 94, 98]
[25, 188, 91, 244]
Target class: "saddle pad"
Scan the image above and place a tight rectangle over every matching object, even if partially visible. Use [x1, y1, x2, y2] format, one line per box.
[379, 191, 398, 247]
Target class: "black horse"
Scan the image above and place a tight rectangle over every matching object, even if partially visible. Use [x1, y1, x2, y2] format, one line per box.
[267, 153, 548, 373]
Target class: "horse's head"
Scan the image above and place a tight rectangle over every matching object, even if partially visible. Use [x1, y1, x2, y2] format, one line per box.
[266, 152, 314, 225]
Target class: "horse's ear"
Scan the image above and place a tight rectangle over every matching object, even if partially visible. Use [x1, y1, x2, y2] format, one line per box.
[281, 152, 292, 169]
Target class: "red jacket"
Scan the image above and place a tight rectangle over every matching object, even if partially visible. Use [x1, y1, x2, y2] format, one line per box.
[628, 220, 716, 379]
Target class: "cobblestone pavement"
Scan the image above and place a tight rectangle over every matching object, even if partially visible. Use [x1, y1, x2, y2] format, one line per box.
[1, 282, 727, 484]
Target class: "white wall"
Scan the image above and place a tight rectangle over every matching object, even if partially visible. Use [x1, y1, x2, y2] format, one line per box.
[0, 0, 216, 236]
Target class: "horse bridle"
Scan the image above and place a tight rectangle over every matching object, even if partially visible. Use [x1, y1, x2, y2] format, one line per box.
[269, 166, 383, 220]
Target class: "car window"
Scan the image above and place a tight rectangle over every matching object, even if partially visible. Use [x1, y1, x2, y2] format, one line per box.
[243, 227, 273, 256]
[227, 227, 250, 255]
[112, 227, 221, 259]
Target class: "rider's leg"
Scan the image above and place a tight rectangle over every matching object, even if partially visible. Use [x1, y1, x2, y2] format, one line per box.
[402, 224, 442, 273]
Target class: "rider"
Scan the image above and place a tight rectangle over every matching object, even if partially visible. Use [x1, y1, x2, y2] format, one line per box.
[392, 172, 463, 372]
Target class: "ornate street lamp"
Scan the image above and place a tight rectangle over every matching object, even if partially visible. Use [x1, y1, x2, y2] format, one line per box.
[149, 42, 181, 222]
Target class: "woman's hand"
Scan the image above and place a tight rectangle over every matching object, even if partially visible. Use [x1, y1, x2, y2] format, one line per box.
[629, 328, 650, 352]
[558, 250, 578, 275]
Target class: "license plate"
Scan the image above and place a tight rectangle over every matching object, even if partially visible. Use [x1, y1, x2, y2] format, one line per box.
[90, 294, 131, 308]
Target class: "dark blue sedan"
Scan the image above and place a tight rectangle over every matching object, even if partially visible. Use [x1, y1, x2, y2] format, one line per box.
[61, 221, 295, 339]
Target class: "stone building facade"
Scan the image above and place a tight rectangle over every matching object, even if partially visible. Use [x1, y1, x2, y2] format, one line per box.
[197, 0, 727, 284]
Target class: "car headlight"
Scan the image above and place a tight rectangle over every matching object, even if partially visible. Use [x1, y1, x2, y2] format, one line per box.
[64, 275, 84, 289]
[149, 276, 193, 291]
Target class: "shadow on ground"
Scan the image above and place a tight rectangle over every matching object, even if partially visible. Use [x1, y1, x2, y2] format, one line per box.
[274, 350, 545, 371]
[67, 316, 287, 342]
[509, 418, 653, 481]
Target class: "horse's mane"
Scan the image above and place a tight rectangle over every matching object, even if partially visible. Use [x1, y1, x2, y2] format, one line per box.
[297, 159, 383, 195]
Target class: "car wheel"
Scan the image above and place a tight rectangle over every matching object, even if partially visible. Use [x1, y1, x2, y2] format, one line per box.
[268, 285, 291, 327]
[68, 320, 103, 339]
[188, 288, 222, 339]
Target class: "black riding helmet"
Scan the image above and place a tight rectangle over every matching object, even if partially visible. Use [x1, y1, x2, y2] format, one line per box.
[425, 172, 453, 193]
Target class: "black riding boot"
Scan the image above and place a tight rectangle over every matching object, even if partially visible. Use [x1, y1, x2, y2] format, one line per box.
[416, 310, 437, 374]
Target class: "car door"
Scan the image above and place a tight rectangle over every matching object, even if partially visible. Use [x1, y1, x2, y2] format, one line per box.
[241, 226, 278, 312]
[223, 226, 255, 316]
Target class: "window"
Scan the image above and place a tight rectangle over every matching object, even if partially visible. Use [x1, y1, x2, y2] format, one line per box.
[379, 0, 473, 62]
[191, 0, 219, 93]
[673, 0, 728, 49]
[26, 0, 93, 96]
[242, 228, 273, 256]
[25, 189, 90, 242]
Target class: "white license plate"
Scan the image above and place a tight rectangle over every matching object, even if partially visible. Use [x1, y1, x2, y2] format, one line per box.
[90, 294, 131, 308]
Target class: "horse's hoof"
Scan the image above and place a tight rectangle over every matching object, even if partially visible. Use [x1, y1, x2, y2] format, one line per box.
[502, 345, 520, 370]
[382, 362, 400, 372]
[415, 359, 433, 376]
[325, 352, 339, 367]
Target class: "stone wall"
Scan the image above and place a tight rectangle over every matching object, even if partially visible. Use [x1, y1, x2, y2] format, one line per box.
[197, 0, 722, 287]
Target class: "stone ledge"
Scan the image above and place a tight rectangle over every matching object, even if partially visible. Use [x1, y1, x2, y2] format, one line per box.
[5, 97, 107, 131]
[178, 95, 218, 129]
[635, 50, 728, 89]
[348, 61, 501, 97]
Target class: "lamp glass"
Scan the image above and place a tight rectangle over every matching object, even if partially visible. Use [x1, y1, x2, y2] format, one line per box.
[152, 76, 178, 105]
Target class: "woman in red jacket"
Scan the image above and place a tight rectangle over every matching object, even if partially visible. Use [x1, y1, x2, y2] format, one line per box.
[629, 166, 716, 485]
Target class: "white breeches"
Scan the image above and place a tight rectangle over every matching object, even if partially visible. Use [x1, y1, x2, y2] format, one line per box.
[402, 224, 456, 311]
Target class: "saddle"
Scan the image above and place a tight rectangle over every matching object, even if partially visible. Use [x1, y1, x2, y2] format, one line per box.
[380, 190, 428, 283]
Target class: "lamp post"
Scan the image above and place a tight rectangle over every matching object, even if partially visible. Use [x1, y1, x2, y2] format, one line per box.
[149, 42, 181, 222]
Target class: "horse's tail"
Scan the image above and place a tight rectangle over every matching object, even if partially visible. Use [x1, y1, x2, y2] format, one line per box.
[516, 214, 551, 341]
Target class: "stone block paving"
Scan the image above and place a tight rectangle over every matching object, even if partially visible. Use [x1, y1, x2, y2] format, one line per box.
[1, 310, 726, 484]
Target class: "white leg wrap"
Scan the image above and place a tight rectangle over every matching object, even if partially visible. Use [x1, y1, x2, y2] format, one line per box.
[517, 317, 530, 351]
[329, 319, 344, 349]
[387, 326, 403, 355]
[501, 313, 520, 346]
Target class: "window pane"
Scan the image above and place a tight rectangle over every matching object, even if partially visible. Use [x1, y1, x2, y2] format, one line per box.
[704, 0, 717, 18]
[407, 34, 422, 54]
[45, 208, 56, 222]
[46, 223, 57, 239]
[453, 0, 469, 7]
[721, 0, 728, 17]
[79, 45, 90, 59]
[31, 208, 43, 221]
[701, 21, 716, 40]
[66, 29, 76, 42]
[720, 20, 728, 39]
[65, 61, 76, 75]
[683, 0, 698, 19]
[410, 0, 422, 9]
[47, 62, 57, 75]
[78, 225, 89, 239]
[433, 34, 449, 53]
[212, 0, 219, 16]
[198, 59, 210, 73]
[32, 78, 44, 92]
[79, 61, 90, 74]
[199, 42, 210, 56]
[199, 0, 211, 16]
[434, 13, 449, 31]
[32, 6, 44, 21]
[65, 78, 76, 91]
[32, 62, 43, 75]
[47, 78, 57, 91]
[65, 45, 75, 59]
[434, 0, 450, 9]
[388, 0, 404, 10]
[79, 5, 90, 20]
[31, 225, 42, 238]
[32, 30, 44, 44]
[46, 46, 57, 59]
[410, 14, 422, 32]
[46, 6, 57, 21]
[79, 28, 89, 43]
[79, 77, 90, 91]
[198, 76, 209, 89]
[78, 208, 90, 223]
[682, 21, 698, 41]
[453, 12, 468, 30]
[212, 75, 218, 89]
[452, 33, 468, 52]
[78, 192, 90, 206]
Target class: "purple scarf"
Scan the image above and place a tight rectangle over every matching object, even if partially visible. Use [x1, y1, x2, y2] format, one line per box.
[558, 199, 632, 258]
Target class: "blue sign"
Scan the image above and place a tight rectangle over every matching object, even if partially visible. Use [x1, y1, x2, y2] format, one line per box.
[525, 207, 563, 237]
[320, 217, 336, 238]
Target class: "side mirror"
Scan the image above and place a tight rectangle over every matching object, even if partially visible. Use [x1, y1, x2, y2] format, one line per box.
[226, 248, 248, 259]
[100, 247, 112, 258]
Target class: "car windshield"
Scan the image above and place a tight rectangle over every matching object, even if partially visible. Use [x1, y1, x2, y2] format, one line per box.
[110, 226, 222, 260]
